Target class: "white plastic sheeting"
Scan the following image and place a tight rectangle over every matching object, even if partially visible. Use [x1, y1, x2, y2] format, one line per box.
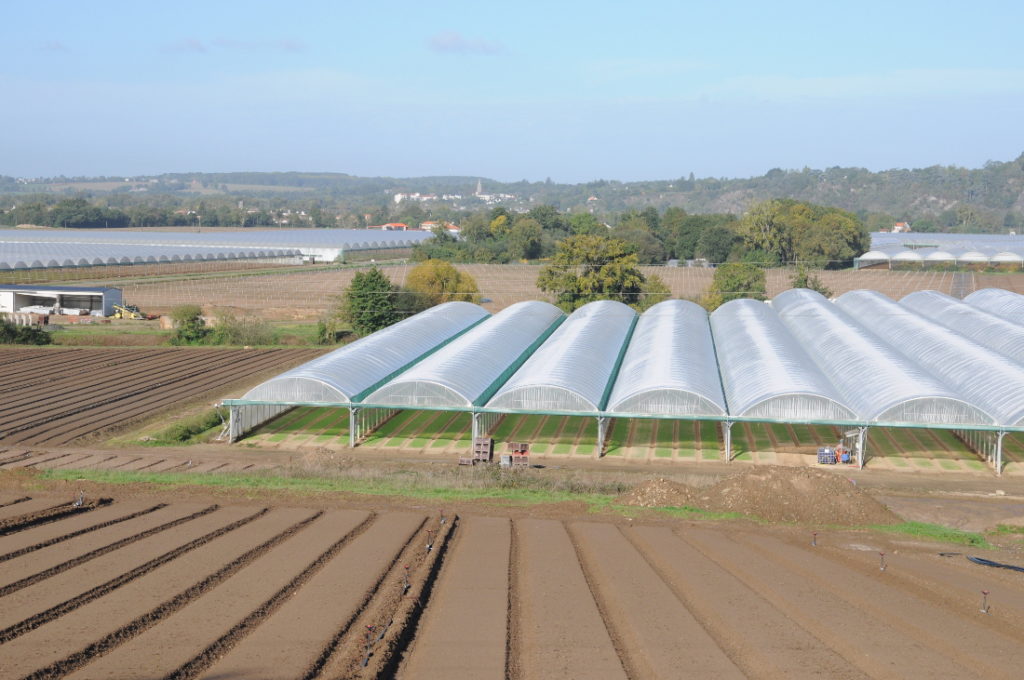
[710, 299, 855, 421]
[901, 290, 1024, 363]
[242, 302, 489, 403]
[0, 242, 300, 270]
[836, 290, 1024, 427]
[964, 288, 1024, 326]
[363, 301, 564, 408]
[486, 300, 637, 413]
[774, 289, 993, 425]
[606, 300, 726, 417]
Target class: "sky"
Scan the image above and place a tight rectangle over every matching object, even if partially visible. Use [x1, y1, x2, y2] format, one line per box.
[2, 0, 1023, 183]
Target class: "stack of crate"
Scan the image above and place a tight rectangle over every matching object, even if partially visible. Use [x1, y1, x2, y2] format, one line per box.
[473, 437, 493, 464]
[507, 441, 530, 467]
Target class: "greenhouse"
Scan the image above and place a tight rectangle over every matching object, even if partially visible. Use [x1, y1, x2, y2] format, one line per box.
[965, 288, 1024, 326]
[0, 228, 432, 268]
[226, 288, 1024, 475]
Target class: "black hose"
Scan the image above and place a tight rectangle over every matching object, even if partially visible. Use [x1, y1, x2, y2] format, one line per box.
[967, 556, 1024, 573]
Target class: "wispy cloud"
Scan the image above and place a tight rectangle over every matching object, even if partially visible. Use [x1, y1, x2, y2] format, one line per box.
[428, 31, 502, 55]
[39, 41, 70, 53]
[162, 38, 305, 54]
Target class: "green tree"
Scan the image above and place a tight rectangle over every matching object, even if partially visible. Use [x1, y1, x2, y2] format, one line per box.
[508, 217, 543, 259]
[637, 274, 672, 312]
[537, 235, 650, 312]
[169, 304, 209, 345]
[701, 263, 767, 311]
[790, 264, 833, 297]
[739, 199, 868, 268]
[339, 267, 400, 336]
[695, 225, 736, 263]
[569, 212, 605, 236]
[0, 319, 51, 345]
[404, 260, 480, 306]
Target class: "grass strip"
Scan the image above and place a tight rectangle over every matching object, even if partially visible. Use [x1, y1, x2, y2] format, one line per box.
[869, 521, 992, 548]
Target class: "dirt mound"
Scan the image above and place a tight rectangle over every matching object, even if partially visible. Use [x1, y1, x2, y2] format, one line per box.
[616, 478, 695, 508]
[619, 466, 900, 526]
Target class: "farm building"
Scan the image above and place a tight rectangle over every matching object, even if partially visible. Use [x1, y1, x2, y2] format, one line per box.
[0, 228, 433, 269]
[0, 284, 122, 316]
[226, 289, 1024, 474]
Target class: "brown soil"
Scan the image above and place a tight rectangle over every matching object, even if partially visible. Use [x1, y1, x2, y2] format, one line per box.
[619, 465, 901, 526]
[0, 346, 322, 446]
[3, 487, 1024, 679]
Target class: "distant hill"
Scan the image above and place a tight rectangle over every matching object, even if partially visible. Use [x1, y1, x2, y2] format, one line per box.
[5, 153, 1024, 231]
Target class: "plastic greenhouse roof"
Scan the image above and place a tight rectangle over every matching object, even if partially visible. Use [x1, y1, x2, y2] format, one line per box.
[836, 290, 1024, 427]
[241, 302, 489, 403]
[710, 299, 856, 421]
[0, 228, 431, 250]
[363, 301, 565, 408]
[964, 288, 1024, 326]
[230, 290, 1024, 431]
[901, 290, 1024, 364]
[485, 300, 637, 413]
[0, 242, 301, 270]
[606, 300, 726, 417]
[774, 289, 993, 425]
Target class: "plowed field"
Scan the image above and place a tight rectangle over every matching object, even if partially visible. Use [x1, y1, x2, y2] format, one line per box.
[2, 491, 1023, 679]
[0, 347, 322, 446]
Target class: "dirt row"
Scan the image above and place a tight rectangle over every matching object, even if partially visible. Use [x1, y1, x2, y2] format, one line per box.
[0, 347, 322, 446]
[2, 493, 1024, 679]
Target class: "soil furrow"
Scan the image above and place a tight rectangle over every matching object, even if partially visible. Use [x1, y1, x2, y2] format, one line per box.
[397, 516, 510, 680]
[513, 518, 626, 680]
[0, 504, 218, 598]
[310, 514, 454, 679]
[354, 514, 457, 679]
[506, 516, 521, 680]
[11, 508, 322, 680]
[67, 510, 372, 680]
[0, 495, 32, 508]
[0, 452, 33, 466]
[0, 497, 71, 523]
[680, 526, 987, 680]
[197, 512, 424, 680]
[0, 500, 106, 537]
[570, 522, 744, 680]
[24, 350, 297, 447]
[625, 525, 868, 680]
[0, 502, 164, 563]
[739, 532, 1024, 679]
[0, 507, 267, 644]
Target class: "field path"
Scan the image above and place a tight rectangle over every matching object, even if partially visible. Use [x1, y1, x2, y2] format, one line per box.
[398, 515, 510, 680]
[515, 519, 626, 680]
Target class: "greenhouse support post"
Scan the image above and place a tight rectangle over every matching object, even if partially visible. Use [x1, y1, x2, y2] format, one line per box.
[349, 407, 360, 447]
[857, 426, 867, 469]
[723, 421, 733, 462]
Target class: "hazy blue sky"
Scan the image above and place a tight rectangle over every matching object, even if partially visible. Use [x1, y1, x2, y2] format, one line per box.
[3, 0, 1023, 182]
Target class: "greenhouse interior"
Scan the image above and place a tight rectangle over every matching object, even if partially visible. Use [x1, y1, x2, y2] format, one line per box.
[225, 288, 1024, 475]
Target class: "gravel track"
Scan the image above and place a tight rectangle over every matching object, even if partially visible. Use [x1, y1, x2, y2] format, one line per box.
[200, 512, 423, 680]
[397, 516, 511, 680]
